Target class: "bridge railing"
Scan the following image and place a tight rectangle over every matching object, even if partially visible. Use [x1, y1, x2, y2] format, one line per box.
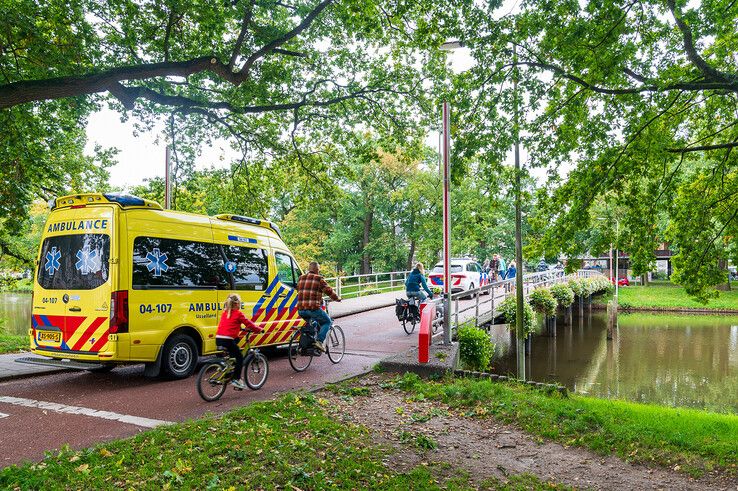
[323, 270, 412, 300]
[441, 269, 600, 332]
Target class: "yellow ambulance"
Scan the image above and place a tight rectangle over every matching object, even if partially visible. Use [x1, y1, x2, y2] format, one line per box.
[26, 193, 304, 379]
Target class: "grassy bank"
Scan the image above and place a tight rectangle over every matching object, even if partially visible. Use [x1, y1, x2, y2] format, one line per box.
[0, 318, 27, 354]
[385, 373, 738, 478]
[0, 333, 27, 354]
[596, 283, 738, 311]
[0, 393, 567, 490]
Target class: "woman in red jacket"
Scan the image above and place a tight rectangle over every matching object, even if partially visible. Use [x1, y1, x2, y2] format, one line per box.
[216, 294, 263, 389]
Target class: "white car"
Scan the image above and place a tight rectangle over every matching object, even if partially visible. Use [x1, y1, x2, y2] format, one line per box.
[427, 259, 486, 294]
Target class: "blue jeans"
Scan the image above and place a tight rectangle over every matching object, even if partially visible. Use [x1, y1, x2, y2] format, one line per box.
[298, 309, 332, 342]
[406, 290, 427, 302]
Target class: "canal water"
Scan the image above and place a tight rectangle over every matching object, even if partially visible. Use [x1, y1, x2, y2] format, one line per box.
[0, 292, 31, 335]
[490, 309, 738, 414]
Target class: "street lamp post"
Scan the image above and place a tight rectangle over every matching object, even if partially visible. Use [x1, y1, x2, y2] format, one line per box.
[440, 39, 526, 376]
[441, 101, 452, 345]
[512, 43, 526, 381]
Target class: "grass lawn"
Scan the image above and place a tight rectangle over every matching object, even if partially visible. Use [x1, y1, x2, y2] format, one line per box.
[0, 393, 567, 490]
[597, 283, 738, 310]
[0, 333, 27, 354]
[385, 373, 738, 478]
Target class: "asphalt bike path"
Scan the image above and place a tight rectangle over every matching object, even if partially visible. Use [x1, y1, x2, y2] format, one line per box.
[0, 295, 486, 468]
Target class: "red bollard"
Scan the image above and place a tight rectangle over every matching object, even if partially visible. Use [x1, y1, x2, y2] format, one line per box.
[418, 302, 436, 363]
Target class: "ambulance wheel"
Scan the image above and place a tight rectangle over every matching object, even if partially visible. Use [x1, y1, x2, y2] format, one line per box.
[162, 334, 198, 379]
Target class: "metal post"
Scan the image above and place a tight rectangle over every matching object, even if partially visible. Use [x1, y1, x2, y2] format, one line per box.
[165, 146, 172, 209]
[614, 219, 619, 311]
[454, 296, 459, 330]
[336, 276, 341, 298]
[513, 44, 526, 381]
[474, 289, 480, 327]
[490, 286, 495, 318]
[442, 101, 452, 345]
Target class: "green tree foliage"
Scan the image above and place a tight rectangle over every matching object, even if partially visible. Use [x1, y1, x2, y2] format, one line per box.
[449, 0, 738, 300]
[0, 0, 463, 239]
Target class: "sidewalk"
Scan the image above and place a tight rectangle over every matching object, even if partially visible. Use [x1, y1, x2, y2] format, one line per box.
[330, 290, 402, 318]
[0, 352, 68, 382]
[0, 291, 403, 383]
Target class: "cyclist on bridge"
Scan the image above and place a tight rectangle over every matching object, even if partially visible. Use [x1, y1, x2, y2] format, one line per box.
[405, 262, 433, 302]
[297, 262, 341, 353]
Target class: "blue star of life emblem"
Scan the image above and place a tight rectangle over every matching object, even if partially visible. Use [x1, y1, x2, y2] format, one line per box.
[146, 248, 169, 277]
[45, 247, 61, 276]
[75, 246, 100, 275]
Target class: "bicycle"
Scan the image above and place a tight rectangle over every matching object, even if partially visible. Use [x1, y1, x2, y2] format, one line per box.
[287, 300, 345, 372]
[196, 332, 269, 402]
[396, 296, 421, 335]
[396, 296, 440, 335]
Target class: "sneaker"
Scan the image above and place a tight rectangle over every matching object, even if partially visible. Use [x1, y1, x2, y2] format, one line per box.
[230, 379, 246, 390]
[322, 340, 330, 352]
[312, 340, 325, 352]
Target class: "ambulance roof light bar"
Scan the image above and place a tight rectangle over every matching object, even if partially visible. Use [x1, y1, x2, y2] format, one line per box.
[50, 193, 162, 210]
[213, 214, 282, 237]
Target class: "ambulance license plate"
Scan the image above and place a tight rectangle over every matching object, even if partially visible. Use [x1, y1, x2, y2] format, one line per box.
[37, 331, 61, 343]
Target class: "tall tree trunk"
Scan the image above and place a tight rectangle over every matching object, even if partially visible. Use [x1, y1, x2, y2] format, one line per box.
[361, 209, 373, 274]
[407, 238, 416, 271]
[716, 259, 731, 291]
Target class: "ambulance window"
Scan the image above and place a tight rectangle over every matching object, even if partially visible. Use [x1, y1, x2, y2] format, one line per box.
[275, 252, 299, 288]
[132, 237, 224, 289]
[37, 234, 110, 290]
[221, 246, 268, 291]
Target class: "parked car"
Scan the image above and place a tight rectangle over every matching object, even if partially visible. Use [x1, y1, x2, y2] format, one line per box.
[611, 277, 629, 286]
[428, 259, 484, 295]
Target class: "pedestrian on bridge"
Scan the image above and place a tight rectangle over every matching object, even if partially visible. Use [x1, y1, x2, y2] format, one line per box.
[497, 255, 507, 280]
[405, 262, 433, 302]
[506, 261, 517, 280]
[490, 254, 500, 281]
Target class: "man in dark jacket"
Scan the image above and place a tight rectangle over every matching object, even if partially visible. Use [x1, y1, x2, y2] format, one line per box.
[405, 262, 433, 301]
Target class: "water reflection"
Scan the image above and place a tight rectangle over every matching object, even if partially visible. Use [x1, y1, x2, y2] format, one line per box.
[0, 292, 32, 336]
[490, 311, 738, 414]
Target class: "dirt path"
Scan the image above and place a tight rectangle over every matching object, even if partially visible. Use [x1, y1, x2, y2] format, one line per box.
[319, 374, 736, 491]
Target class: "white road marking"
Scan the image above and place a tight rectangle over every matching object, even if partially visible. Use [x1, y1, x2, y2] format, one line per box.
[0, 412, 8, 419]
[0, 396, 171, 428]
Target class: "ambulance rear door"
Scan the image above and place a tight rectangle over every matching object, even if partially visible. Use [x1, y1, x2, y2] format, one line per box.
[33, 207, 115, 358]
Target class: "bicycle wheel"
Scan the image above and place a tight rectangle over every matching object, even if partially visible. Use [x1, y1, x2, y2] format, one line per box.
[244, 352, 269, 390]
[326, 325, 345, 364]
[196, 361, 228, 402]
[402, 316, 415, 335]
[288, 329, 313, 372]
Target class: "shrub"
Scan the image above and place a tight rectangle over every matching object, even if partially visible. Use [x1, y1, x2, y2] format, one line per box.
[568, 278, 588, 297]
[498, 296, 537, 337]
[457, 325, 495, 372]
[529, 288, 557, 316]
[585, 276, 613, 295]
[550, 283, 575, 308]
